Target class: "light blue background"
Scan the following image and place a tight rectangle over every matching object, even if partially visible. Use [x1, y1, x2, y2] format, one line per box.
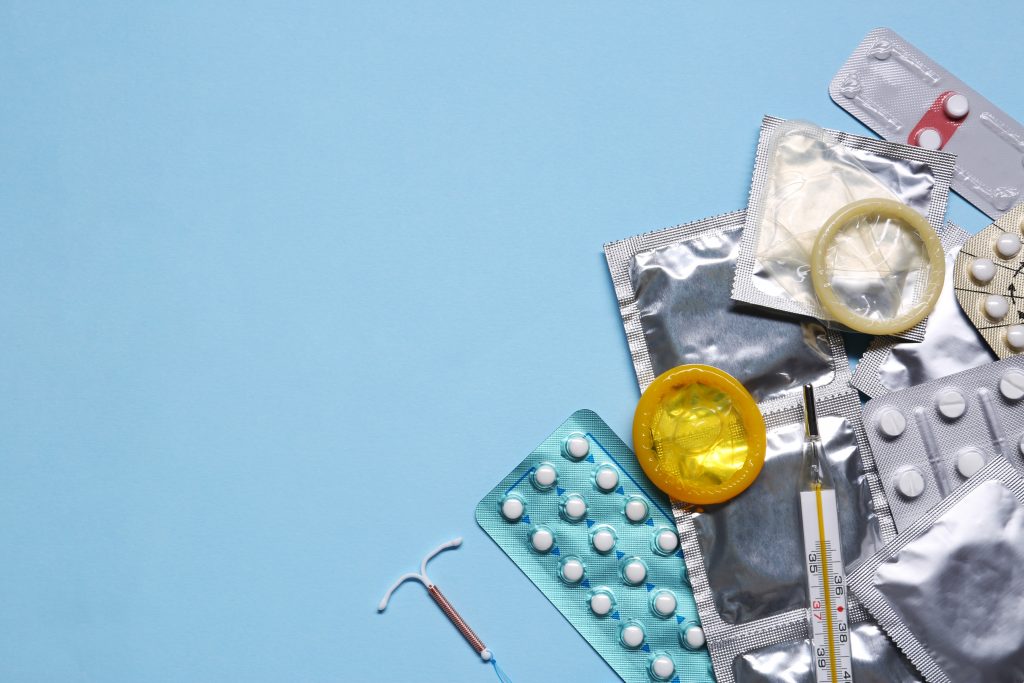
[1, 2, 1017, 681]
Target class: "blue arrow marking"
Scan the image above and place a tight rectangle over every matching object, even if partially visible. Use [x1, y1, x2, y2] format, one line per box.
[611, 611, 620, 620]
[522, 515, 530, 525]
[585, 454, 595, 463]
[672, 677, 680, 683]
[645, 583, 655, 592]
[645, 518, 655, 527]
[556, 486, 565, 496]
[641, 644, 650, 653]
[551, 547, 560, 556]
[581, 579, 590, 588]
[676, 615, 685, 624]
[585, 519, 595, 528]
[615, 550, 624, 560]
[675, 550, 683, 559]
[615, 486, 625, 495]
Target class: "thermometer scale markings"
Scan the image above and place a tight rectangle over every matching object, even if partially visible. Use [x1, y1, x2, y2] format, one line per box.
[801, 486, 853, 683]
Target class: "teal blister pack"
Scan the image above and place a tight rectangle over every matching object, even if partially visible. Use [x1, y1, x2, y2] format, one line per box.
[475, 410, 714, 683]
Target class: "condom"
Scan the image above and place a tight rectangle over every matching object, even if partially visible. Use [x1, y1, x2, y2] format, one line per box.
[633, 365, 766, 505]
[811, 198, 945, 335]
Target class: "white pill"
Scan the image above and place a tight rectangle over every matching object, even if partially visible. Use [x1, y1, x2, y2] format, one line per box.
[562, 495, 587, 521]
[935, 388, 967, 420]
[650, 654, 675, 680]
[956, 447, 986, 478]
[530, 527, 554, 553]
[915, 127, 942, 150]
[565, 435, 590, 460]
[681, 624, 706, 650]
[876, 407, 906, 437]
[592, 528, 616, 553]
[620, 624, 645, 648]
[594, 465, 619, 492]
[1000, 368, 1024, 401]
[944, 93, 970, 119]
[560, 558, 584, 584]
[984, 295, 1009, 320]
[623, 559, 647, 585]
[1019, 434, 1024, 457]
[655, 529, 678, 554]
[500, 496, 524, 522]
[996, 232, 1022, 258]
[590, 591, 613, 616]
[652, 590, 677, 617]
[624, 497, 649, 523]
[1007, 325, 1024, 351]
[970, 258, 996, 284]
[895, 468, 925, 498]
[533, 464, 557, 489]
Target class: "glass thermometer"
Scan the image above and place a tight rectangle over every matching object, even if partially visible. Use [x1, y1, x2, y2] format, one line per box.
[799, 384, 853, 683]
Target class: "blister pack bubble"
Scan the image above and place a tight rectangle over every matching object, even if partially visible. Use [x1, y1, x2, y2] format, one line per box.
[475, 410, 714, 683]
[831, 27, 1024, 219]
[848, 457, 1024, 683]
[863, 356, 1024, 531]
[732, 116, 955, 341]
[852, 222, 995, 398]
[953, 202, 1024, 359]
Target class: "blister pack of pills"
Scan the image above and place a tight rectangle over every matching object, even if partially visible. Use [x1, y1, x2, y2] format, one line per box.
[953, 202, 1024, 358]
[831, 27, 1024, 219]
[604, 210, 850, 410]
[673, 389, 918, 683]
[848, 457, 1024, 683]
[863, 356, 1024, 532]
[476, 410, 713, 683]
[852, 222, 995, 398]
[732, 116, 955, 340]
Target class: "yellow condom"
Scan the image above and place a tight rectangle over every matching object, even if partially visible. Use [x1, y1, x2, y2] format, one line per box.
[633, 365, 766, 505]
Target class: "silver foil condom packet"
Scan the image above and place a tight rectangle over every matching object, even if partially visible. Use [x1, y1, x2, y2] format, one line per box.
[604, 209, 849, 409]
[848, 457, 1024, 683]
[732, 116, 955, 341]
[674, 389, 913, 683]
[852, 222, 995, 398]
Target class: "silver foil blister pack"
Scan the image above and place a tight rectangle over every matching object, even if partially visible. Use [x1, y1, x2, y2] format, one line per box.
[863, 356, 1024, 532]
[674, 389, 914, 683]
[604, 209, 849, 410]
[852, 222, 996, 398]
[831, 27, 1024, 218]
[848, 457, 1024, 683]
[732, 116, 955, 342]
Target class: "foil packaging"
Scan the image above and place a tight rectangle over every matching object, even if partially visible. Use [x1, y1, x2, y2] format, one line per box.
[852, 222, 996, 398]
[732, 116, 956, 342]
[848, 457, 1024, 683]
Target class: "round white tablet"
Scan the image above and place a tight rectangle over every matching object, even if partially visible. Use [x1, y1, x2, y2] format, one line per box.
[651, 590, 677, 617]
[533, 463, 557, 489]
[592, 528, 616, 553]
[956, 447, 986, 478]
[624, 497, 649, 523]
[935, 388, 967, 420]
[1019, 434, 1024, 458]
[681, 624, 706, 650]
[876, 407, 906, 438]
[915, 127, 942, 150]
[650, 654, 675, 680]
[564, 435, 590, 460]
[655, 529, 678, 554]
[1000, 368, 1024, 401]
[996, 232, 1022, 258]
[620, 623, 645, 648]
[561, 494, 587, 522]
[559, 558, 585, 584]
[970, 258, 996, 284]
[1007, 325, 1024, 351]
[589, 591, 613, 616]
[895, 468, 925, 498]
[530, 526, 554, 553]
[594, 465, 619, 492]
[500, 496, 524, 522]
[944, 92, 970, 119]
[984, 295, 1009, 320]
[622, 559, 647, 585]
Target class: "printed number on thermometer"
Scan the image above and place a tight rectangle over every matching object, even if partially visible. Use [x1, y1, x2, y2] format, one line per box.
[801, 488, 853, 683]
